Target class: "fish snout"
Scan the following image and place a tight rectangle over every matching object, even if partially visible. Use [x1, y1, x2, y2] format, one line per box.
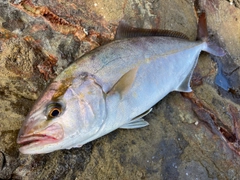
[17, 123, 64, 147]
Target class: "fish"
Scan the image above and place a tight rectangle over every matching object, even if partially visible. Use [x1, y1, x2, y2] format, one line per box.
[17, 13, 225, 154]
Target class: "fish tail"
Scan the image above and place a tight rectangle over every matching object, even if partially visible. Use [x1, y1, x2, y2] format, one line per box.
[197, 12, 225, 57]
[203, 41, 225, 56]
[197, 12, 208, 41]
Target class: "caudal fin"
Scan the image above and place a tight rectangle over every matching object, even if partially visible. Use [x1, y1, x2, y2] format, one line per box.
[197, 12, 225, 57]
[204, 41, 226, 56]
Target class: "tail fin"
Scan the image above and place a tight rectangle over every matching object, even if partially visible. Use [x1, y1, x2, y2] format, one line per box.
[197, 12, 208, 41]
[204, 41, 226, 56]
[197, 12, 225, 57]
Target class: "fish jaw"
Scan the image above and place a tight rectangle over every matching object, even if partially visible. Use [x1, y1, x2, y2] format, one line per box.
[17, 123, 64, 154]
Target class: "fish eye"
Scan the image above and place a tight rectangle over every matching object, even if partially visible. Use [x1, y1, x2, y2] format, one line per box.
[49, 108, 61, 118]
[46, 102, 65, 119]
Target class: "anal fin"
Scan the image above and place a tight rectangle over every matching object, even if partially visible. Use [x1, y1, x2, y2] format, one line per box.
[174, 55, 200, 92]
[174, 69, 193, 92]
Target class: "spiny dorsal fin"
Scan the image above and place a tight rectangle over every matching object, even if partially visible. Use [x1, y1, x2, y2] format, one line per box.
[115, 21, 189, 40]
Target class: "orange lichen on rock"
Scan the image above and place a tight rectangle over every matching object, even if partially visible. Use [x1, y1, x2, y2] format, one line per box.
[0, 27, 17, 39]
[182, 91, 240, 155]
[23, 36, 58, 80]
[11, 0, 87, 41]
[37, 55, 58, 80]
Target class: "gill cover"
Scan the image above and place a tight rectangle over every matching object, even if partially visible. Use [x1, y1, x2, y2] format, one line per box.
[61, 73, 106, 148]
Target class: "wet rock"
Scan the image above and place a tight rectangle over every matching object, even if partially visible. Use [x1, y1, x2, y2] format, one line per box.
[1, 0, 240, 179]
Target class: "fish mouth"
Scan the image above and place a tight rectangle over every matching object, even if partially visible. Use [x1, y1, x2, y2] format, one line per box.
[17, 123, 64, 149]
[17, 134, 59, 146]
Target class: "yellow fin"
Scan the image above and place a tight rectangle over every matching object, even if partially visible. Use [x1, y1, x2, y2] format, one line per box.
[110, 67, 138, 98]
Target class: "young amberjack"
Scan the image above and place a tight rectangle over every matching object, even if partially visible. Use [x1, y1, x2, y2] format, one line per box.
[17, 13, 225, 154]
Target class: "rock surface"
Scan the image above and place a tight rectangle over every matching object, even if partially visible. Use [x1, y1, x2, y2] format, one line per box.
[1, 0, 240, 179]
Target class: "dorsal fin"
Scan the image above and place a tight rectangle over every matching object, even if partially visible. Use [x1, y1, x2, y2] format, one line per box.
[115, 21, 189, 40]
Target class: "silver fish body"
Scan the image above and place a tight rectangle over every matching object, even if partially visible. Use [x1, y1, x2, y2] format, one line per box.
[17, 36, 224, 154]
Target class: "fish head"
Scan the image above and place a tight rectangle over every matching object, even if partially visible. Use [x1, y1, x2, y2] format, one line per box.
[17, 77, 106, 154]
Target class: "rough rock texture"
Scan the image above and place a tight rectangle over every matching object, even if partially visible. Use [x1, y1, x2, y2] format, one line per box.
[1, 0, 240, 179]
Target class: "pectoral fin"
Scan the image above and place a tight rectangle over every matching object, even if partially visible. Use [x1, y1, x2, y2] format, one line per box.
[120, 108, 152, 129]
[109, 67, 138, 98]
